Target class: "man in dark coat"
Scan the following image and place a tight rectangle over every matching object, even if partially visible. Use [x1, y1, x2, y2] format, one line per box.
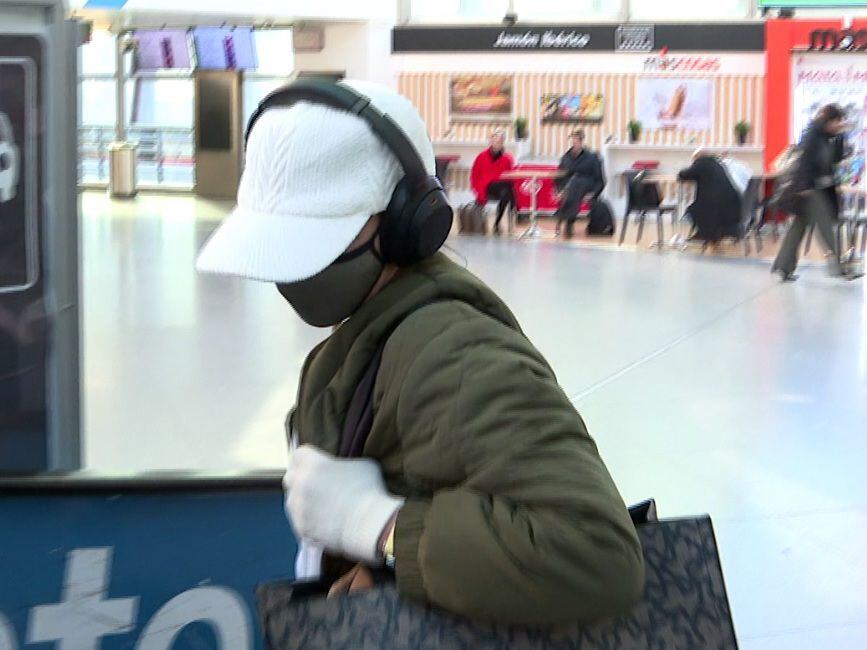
[554, 129, 605, 238]
[677, 151, 743, 243]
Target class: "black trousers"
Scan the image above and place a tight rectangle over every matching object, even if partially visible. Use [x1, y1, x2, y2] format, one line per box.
[479, 181, 516, 226]
[772, 189, 842, 276]
[554, 176, 595, 223]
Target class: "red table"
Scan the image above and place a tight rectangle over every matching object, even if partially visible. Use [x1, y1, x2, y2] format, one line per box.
[500, 166, 566, 238]
[500, 164, 561, 214]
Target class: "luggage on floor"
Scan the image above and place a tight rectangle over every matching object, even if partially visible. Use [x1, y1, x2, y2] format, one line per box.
[256, 501, 738, 650]
[586, 200, 616, 236]
[458, 202, 487, 235]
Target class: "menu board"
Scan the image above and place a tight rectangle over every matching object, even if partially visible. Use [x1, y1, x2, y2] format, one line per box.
[449, 75, 512, 122]
[636, 78, 713, 131]
[193, 27, 257, 70]
[133, 30, 192, 71]
[541, 93, 604, 123]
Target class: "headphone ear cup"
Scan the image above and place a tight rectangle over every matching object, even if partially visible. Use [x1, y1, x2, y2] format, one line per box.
[380, 176, 412, 265]
[381, 177, 453, 267]
[412, 180, 453, 260]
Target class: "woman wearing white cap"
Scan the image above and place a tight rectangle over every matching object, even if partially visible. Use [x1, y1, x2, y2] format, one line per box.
[197, 79, 643, 625]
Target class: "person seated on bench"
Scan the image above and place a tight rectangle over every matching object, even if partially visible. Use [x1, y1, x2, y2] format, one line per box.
[678, 149, 748, 244]
[553, 129, 606, 239]
[470, 130, 515, 234]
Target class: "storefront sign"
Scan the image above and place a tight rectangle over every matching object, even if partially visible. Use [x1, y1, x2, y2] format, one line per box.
[761, 0, 867, 6]
[792, 53, 867, 186]
[392, 23, 764, 54]
[0, 478, 295, 649]
[808, 28, 867, 51]
[493, 29, 590, 50]
[616, 25, 654, 53]
[643, 49, 722, 72]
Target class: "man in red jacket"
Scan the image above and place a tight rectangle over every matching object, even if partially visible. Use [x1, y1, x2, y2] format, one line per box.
[470, 131, 515, 234]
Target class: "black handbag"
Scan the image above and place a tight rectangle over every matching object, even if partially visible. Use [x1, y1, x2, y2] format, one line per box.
[259, 342, 739, 649]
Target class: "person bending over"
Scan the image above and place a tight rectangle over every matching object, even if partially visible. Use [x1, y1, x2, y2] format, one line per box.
[470, 130, 516, 234]
[197, 80, 644, 626]
[677, 150, 747, 244]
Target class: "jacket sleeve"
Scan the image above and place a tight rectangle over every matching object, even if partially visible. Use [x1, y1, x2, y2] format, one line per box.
[796, 129, 824, 192]
[555, 153, 570, 192]
[592, 155, 606, 197]
[832, 134, 846, 164]
[391, 314, 645, 625]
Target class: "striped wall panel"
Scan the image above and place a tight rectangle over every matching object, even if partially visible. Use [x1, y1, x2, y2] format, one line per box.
[399, 71, 765, 158]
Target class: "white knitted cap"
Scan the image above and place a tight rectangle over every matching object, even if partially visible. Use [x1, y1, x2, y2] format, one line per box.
[196, 80, 435, 283]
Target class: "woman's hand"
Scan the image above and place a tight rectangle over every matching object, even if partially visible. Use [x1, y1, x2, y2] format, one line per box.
[283, 445, 404, 563]
[328, 564, 376, 598]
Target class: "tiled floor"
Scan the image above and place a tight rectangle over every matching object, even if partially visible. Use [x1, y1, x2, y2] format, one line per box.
[81, 191, 867, 648]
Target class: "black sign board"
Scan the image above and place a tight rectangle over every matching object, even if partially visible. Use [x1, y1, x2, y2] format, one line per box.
[392, 23, 765, 53]
[0, 35, 47, 471]
[616, 25, 654, 52]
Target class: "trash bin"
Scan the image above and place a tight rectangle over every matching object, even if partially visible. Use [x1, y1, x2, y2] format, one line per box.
[108, 141, 137, 198]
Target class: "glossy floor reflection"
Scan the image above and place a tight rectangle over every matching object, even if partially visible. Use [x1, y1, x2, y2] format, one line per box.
[81, 192, 867, 648]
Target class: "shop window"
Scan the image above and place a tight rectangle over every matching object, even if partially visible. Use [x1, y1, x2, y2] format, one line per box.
[80, 80, 117, 127]
[629, 0, 750, 20]
[127, 78, 195, 188]
[128, 78, 194, 129]
[81, 30, 116, 75]
[243, 29, 294, 132]
[243, 78, 290, 131]
[410, 0, 509, 22]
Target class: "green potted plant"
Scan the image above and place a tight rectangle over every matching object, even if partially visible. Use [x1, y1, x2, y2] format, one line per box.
[734, 120, 751, 146]
[627, 119, 642, 143]
[514, 116, 529, 141]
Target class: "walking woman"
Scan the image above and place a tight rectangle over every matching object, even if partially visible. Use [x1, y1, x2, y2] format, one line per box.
[772, 104, 861, 281]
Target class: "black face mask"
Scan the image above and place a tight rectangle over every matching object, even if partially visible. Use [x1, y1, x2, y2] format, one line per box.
[276, 236, 385, 328]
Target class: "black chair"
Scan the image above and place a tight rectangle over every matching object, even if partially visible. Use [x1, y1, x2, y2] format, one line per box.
[704, 178, 763, 256]
[619, 170, 677, 247]
[434, 156, 454, 196]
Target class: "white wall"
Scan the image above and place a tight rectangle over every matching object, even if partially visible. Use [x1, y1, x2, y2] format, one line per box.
[392, 52, 766, 76]
[294, 22, 397, 88]
[68, 0, 396, 21]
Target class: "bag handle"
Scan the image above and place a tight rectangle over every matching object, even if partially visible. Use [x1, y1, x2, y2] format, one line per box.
[338, 345, 385, 459]
[336, 298, 482, 460]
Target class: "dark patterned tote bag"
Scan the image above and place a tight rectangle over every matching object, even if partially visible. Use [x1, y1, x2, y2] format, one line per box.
[256, 501, 738, 650]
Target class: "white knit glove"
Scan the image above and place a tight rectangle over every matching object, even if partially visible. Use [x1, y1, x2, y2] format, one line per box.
[283, 445, 404, 564]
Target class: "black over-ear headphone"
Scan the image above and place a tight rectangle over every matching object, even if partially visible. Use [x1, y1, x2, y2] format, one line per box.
[245, 80, 453, 268]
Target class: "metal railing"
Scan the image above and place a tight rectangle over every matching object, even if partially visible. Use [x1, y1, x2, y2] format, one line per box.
[78, 126, 195, 188]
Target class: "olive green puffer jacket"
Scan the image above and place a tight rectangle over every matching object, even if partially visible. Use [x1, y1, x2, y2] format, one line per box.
[290, 253, 644, 625]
